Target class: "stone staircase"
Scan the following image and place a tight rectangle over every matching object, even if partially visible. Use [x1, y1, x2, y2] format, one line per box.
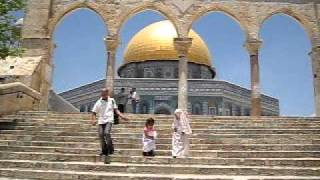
[0, 111, 320, 179]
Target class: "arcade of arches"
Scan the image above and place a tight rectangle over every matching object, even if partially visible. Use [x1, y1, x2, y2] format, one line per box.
[1, 0, 319, 116]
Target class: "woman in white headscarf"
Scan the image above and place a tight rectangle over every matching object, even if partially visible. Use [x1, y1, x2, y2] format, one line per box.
[172, 109, 192, 158]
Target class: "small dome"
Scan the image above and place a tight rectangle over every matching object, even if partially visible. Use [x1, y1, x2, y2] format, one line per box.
[123, 20, 212, 67]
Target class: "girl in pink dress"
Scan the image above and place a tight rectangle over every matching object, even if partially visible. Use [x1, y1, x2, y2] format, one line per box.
[142, 118, 157, 156]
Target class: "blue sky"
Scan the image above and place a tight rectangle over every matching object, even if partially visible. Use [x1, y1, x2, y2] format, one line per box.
[53, 10, 313, 116]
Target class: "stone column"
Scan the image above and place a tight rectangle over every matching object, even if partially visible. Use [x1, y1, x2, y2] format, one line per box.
[310, 46, 320, 116]
[174, 38, 192, 111]
[245, 40, 262, 117]
[21, 0, 53, 110]
[38, 40, 54, 110]
[104, 36, 119, 96]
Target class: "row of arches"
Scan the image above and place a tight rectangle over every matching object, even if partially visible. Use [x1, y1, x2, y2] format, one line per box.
[52, 7, 314, 116]
[49, 2, 316, 41]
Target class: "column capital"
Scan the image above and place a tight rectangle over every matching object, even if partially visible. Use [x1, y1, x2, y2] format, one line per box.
[104, 35, 119, 52]
[245, 39, 262, 56]
[310, 45, 320, 55]
[174, 37, 192, 57]
[309, 46, 320, 64]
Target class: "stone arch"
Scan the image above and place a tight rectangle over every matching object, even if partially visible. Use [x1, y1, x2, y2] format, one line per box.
[259, 8, 315, 116]
[79, 105, 85, 112]
[185, 5, 250, 38]
[48, 2, 108, 37]
[154, 103, 172, 115]
[115, 3, 180, 36]
[259, 8, 316, 43]
[49, 5, 108, 108]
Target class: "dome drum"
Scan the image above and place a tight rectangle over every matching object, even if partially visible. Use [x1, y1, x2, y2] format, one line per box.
[118, 60, 215, 79]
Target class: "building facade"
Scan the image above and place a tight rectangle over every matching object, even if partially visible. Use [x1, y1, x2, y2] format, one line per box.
[60, 78, 279, 116]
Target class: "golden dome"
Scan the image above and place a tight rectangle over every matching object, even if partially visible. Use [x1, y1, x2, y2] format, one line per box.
[123, 20, 212, 66]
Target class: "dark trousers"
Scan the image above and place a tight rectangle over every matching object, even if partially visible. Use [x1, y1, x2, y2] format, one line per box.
[132, 100, 137, 114]
[118, 104, 125, 113]
[98, 123, 114, 156]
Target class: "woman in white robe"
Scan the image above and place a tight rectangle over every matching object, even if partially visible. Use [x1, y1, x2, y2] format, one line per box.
[172, 109, 192, 158]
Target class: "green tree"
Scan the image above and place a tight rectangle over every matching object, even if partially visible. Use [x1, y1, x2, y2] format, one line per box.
[0, 0, 25, 59]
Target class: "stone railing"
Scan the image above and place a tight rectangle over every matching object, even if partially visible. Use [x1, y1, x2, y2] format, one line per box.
[0, 82, 41, 115]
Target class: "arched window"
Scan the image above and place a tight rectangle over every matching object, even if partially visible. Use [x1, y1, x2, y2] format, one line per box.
[140, 101, 150, 114]
[192, 103, 202, 115]
[80, 105, 85, 112]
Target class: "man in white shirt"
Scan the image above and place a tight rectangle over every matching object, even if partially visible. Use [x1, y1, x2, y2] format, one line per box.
[129, 88, 139, 114]
[91, 88, 128, 164]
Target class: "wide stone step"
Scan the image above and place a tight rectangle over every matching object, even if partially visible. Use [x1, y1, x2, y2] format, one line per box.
[3, 118, 320, 127]
[5, 117, 320, 126]
[16, 111, 320, 120]
[2, 112, 319, 179]
[4, 126, 320, 135]
[1, 140, 319, 151]
[6, 126, 320, 134]
[14, 112, 320, 121]
[112, 156, 320, 167]
[2, 130, 320, 139]
[0, 160, 320, 176]
[114, 149, 320, 158]
[7, 116, 320, 123]
[6, 114, 320, 123]
[18, 118, 320, 122]
[0, 135, 317, 144]
[0, 177, 30, 180]
[0, 117, 46, 122]
[1, 151, 318, 166]
[0, 145, 319, 158]
[2, 151, 320, 167]
[3, 167, 320, 180]
[0, 151, 99, 162]
[11, 121, 320, 128]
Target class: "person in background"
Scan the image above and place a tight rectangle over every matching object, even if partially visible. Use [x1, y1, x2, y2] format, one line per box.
[129, 87, 139, 114]
[115, 88, 127, 113]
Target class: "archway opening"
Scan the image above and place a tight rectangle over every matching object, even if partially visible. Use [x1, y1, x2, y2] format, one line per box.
[116, 10, 170, 77]
[259, 13, 313, 116]
[115, 10, 176, 114]
[190, 12, 250, 116]
[52, 8, 108, 112]
[191, 12, 249, 87]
